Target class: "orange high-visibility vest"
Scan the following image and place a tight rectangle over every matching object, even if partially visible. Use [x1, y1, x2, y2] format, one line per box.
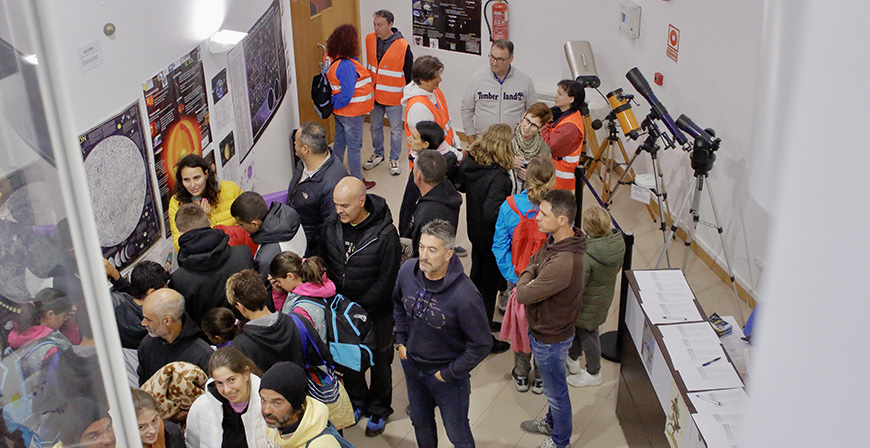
[404, 88, 455, 154]
[551, 111, 585, 190]
[326, 58, 374, 117]
[365, 33, 409, 106]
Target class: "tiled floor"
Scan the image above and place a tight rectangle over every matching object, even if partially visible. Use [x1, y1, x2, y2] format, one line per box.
[340, 124, 752, 447]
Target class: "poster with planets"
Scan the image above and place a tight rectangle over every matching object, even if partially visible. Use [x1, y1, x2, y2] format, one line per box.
[228, 0, 287, 162]
[142, 46, 211, 237]
[79, 102, 161, 270]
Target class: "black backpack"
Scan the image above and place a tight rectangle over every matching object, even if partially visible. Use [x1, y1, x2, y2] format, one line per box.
[295, 294, 375, 372]
[311, 72, 333, 119]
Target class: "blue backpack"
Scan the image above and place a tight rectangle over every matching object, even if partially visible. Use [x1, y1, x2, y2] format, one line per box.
[306, 422, 354, 447]
[295, 294, 374, 372]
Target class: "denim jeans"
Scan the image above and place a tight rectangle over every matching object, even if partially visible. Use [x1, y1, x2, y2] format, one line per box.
[333, 114, 364, 179]
[370, 102, 403, 161]
[402, 358, 475, 448]
[530, 333, 574, 447]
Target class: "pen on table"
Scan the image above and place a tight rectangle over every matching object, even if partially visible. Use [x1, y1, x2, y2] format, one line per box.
[701, 357, 722, 367]
[695, 394, 722, 406]
[662, 316, 688, 321]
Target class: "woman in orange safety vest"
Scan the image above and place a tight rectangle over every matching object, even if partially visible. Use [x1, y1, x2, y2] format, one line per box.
[541, 79, 586, 191]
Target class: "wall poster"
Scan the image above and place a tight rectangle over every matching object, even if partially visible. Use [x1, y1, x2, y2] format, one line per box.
[80, 102, 161, 270]
[142, 46, 212, 237]
[228, 0, 287, 162]
[412, 0, 482, 55]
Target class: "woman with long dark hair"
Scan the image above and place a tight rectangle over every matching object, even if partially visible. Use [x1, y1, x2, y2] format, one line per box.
[326, 24, 376, 188]
[168, 154, 242, 250]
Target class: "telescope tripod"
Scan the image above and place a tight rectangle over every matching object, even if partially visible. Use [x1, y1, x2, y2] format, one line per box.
[655, 173, 746, 325]
[607, 117, 676, 265]
[586, 114, 637, 202]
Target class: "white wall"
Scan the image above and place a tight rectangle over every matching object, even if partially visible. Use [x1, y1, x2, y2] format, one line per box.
[37, 0, 299, 196]
[744, 0, 870, 445]
[360, 0, 769, 300]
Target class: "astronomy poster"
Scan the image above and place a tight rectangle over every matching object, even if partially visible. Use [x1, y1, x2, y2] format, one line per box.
[228, 0, 287, 162]
[143, 47, 211, 237]
[413, 0, 481, 55]
[80, 102, 161, 270]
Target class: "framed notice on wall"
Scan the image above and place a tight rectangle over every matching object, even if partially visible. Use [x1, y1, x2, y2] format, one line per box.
[412, 0, 482, 55]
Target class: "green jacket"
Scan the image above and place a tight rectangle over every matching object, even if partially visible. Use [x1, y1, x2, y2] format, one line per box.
[576, 229, 626, 330]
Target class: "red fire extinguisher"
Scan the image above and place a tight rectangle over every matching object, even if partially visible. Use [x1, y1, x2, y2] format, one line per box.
[485, 0, 509, 41]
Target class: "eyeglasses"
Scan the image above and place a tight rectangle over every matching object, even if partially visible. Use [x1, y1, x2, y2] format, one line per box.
[488, 54, 510, 63]
[522, 116, 542, 130]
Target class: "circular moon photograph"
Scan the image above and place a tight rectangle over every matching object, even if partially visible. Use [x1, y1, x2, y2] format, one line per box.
[83, 135, 147, 247]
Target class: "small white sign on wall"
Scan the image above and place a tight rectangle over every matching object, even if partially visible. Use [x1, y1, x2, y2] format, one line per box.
[77, 39, 103, 74]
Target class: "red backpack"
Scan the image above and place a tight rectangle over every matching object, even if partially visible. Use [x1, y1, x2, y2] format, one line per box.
[507, 196, 547, 276]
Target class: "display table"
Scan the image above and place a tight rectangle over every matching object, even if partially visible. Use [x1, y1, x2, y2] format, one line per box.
[616, 270, 749, 448]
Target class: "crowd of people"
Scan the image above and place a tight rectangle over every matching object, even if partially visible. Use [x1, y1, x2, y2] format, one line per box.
[0, 9, 628, 448]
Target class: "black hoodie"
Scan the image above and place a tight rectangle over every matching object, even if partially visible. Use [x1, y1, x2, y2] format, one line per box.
[251, 202, 305, 280]
[403, 180, 462, 257]
[171, 227, 255, 325]
[137, 314, 212, 385]
[456, 154, 512, 247]
[320, 194, 401, 318]
[232, 312, 330, 373]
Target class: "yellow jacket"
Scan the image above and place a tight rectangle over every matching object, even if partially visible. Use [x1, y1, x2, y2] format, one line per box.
[265, 397, 341, 448]
[169, 180, 242, 251]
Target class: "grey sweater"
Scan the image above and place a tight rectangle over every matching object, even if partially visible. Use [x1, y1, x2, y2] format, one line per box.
[461, 65, 538, 137]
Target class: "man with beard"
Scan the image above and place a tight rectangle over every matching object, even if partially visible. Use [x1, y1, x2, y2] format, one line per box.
[259, 361, 351, 447]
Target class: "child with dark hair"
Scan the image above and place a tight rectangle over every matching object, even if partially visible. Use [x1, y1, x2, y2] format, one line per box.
[201, 307, 241, 348]
[132, 388, 184, 448]
[230, 191, 306, 281]
[268, 252, 334, 342]
[8, 288, 77, 360]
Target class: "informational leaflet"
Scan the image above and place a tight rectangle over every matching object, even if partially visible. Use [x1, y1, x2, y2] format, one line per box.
[688, 388, 748, 414]
[692, 412, 745, 448]
[677, 361, 744, 392]
[142, 47, 211, 237]
[412, 0, 482, 55]
[635, 270, 704, 324]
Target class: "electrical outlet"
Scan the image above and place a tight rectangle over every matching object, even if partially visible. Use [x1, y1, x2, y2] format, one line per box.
[753, 255, 765, 269]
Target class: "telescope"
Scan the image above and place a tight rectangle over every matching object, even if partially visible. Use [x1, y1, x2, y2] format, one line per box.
[605, 88, 640, 140]
[625, 67, 688, 146]
[676, 114, 719, 175]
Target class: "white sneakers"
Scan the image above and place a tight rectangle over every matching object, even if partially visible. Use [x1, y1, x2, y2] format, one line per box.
[567, 369, 602, 387]
[566, 357, 582, 375]
[363, 154, 385, 170]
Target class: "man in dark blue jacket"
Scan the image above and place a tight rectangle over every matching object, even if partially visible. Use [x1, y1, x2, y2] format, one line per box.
[286, 122, 348, 256]
[321, 176, 400, 436]
[393, 219, 491, 448]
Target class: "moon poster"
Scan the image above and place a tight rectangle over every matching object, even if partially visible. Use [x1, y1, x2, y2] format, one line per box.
[80, 102, 161, 270]
[142, 46, 212, 237]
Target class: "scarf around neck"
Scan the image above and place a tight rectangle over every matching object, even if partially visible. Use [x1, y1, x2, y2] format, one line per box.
[511, 123, 545, 160]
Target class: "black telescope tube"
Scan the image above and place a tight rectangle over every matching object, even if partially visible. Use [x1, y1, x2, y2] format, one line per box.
[625, 67, 688, 146]
[675, 114, 715, 146]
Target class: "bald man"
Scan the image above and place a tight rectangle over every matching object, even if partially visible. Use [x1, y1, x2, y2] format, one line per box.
[137, 288, 212, 385]
[320, 176, 401, 435]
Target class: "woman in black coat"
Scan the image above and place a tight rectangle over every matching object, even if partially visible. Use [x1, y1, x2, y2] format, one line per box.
[456, 124, 514, 351]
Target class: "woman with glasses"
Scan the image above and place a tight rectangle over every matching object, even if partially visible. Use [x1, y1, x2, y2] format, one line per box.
[510, 102, 553, 194]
